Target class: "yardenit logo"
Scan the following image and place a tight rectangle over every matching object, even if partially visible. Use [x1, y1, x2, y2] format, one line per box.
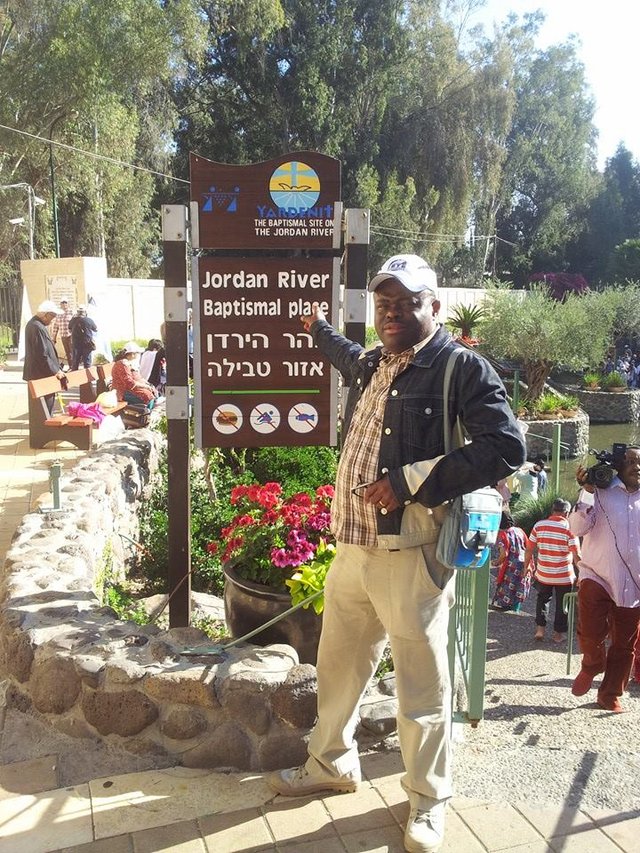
[269, 161, 320, 212]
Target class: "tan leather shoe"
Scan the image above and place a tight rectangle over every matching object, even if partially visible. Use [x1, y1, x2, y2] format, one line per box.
[266, 765, 359, 797]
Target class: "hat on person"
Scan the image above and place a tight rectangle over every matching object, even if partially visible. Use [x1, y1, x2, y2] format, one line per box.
[368, 254, 438, 297]
[76, 304, 87, 314]
[123, 341, 144, 354]
[60, 299, 68, 305]
[37, 300, 63, 314]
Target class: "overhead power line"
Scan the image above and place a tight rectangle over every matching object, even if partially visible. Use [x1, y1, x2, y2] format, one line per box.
[0, 122, 189, 185]
[1, 122, 519, 248]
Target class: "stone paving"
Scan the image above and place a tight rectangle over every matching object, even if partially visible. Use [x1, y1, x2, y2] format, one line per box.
[1, 362, 639, 852]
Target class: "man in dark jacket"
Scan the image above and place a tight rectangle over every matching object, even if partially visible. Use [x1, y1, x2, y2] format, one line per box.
[267, 255, 526, 853]
[68, 305, 97, 369]
[23, 300, 66, 415]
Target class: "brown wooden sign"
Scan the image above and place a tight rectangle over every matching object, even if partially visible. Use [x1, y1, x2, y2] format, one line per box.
[193, 256, 338, 448]
[190, 151, 341, 249]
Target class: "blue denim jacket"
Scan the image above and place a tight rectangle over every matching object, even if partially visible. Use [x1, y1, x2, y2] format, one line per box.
[312, 321, 526, 549]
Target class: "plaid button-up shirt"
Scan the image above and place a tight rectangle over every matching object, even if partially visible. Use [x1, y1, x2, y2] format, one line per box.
[331, 334, 434, 546]
[52, 308, 73, 339]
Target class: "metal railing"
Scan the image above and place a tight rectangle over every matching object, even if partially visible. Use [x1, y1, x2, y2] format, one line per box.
[448, 557, 490, 726]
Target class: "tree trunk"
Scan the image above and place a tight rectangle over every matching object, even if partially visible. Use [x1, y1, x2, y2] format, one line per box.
[524, 360, 552, 402]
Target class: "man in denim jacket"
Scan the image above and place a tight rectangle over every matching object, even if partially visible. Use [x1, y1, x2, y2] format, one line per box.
[267, 255, 525, 853]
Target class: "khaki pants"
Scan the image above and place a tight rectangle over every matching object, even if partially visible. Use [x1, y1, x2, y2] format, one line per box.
[306, 542, 454, 808]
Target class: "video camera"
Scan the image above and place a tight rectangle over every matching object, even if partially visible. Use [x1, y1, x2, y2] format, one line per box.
[585, 442, 627, 488]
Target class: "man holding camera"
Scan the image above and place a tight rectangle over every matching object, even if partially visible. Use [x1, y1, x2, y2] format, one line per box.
[570, 445, 640, 712]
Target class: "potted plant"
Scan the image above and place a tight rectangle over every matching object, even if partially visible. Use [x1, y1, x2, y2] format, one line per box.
[208, 481, 335, 664]
[518, 391, 579, 420]
[447, 303, 486, 346]
[582, 371, 602, 390]
[601, 370, 628, 392]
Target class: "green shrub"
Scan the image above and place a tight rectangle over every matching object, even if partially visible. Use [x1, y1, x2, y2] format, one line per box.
[512, 491, 567, 536]
[583, 372, 602, 387]
[246, 445, 339, 494]
[520, 391, 579, 417]
[136, 443, 340, 597]
[601, 370, 627, 389]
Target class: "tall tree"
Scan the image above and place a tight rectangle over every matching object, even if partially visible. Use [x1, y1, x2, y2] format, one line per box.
[569, 145, 640, 285]
[491, 23, 598, 284]
[0, 0, 204, 273]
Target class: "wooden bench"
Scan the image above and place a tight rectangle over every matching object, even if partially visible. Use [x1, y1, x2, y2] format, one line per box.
[28, 366, 127, 450]
[79, 362, 116, 402]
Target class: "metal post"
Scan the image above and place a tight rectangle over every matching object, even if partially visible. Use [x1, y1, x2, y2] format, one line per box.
[552, 422, 561, 493]
[26, 186, 34, 260]
[162, 204, 191, 627]
[48, 133, 61, 258]
[343, 208, 370, 348]
[512, 369, 520, 413]
[50, 460, 61, 509]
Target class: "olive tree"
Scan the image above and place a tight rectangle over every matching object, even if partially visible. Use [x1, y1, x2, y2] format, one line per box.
[478, 285, 616, 401]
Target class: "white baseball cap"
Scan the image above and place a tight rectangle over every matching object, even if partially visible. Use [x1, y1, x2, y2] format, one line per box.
[368, 254, 438, 296]
[37, 300, 63, 314]
[123, 341, 144, 354]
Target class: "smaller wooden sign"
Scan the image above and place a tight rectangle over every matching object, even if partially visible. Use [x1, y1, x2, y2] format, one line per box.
[190, 151, 341, 249]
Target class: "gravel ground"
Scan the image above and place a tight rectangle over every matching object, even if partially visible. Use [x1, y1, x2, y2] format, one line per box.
[451, 581, 640, 811]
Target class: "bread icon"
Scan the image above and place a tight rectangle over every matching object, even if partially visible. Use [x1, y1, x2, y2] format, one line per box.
[216, 409, 239, 427]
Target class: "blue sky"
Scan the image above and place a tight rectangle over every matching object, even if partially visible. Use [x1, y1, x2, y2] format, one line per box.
[466, 1, 637, 168]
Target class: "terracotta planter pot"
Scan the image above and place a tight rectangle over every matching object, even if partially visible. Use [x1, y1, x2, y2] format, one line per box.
[609, 387, 627, 393]
[223, 564, 323, 665]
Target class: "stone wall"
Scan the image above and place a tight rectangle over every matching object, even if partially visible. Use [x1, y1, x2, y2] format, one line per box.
[559, 386, 640, 424]
[0, 431, 321, 771]
[524, 410, 590, 459]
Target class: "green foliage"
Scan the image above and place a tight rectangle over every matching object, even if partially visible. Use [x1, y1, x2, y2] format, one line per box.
[190, 615, 229, 641]
[518, 391, 578, 418]
[245, 446, 339, 495]
[286, 540, 335, 614]
[597, 282, 640, 341]
[137, 443, 339, 597]
[583, 372, 602, 388]
[480, 286, 615, 400]
[601, 370, 627, 389]
[104, 584, 150, 626]
[446, 304, 487, 338]
[365, 326, 381, 348]
[607, 240, 640, 284]
[512, 490, 568, 536]
[375, 644, 394, 678]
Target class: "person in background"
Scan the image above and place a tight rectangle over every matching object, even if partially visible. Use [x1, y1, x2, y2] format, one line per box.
[68, 305, 97, 369]
[111, 342, 158, 408]
[569, 448, 640, 712]
[22, 300, 65, 415]
[140, 338, 166, 395]
[266, 254, 526, 853]
[139, 339, 162, 381]
[525, 498, 580, 644]
[532, 456, 548, 493]
[511, 461, 539, 503]
[492, 511, 531, 612]
[493, 477, 512, 508]
[50, 298, 74, 368]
